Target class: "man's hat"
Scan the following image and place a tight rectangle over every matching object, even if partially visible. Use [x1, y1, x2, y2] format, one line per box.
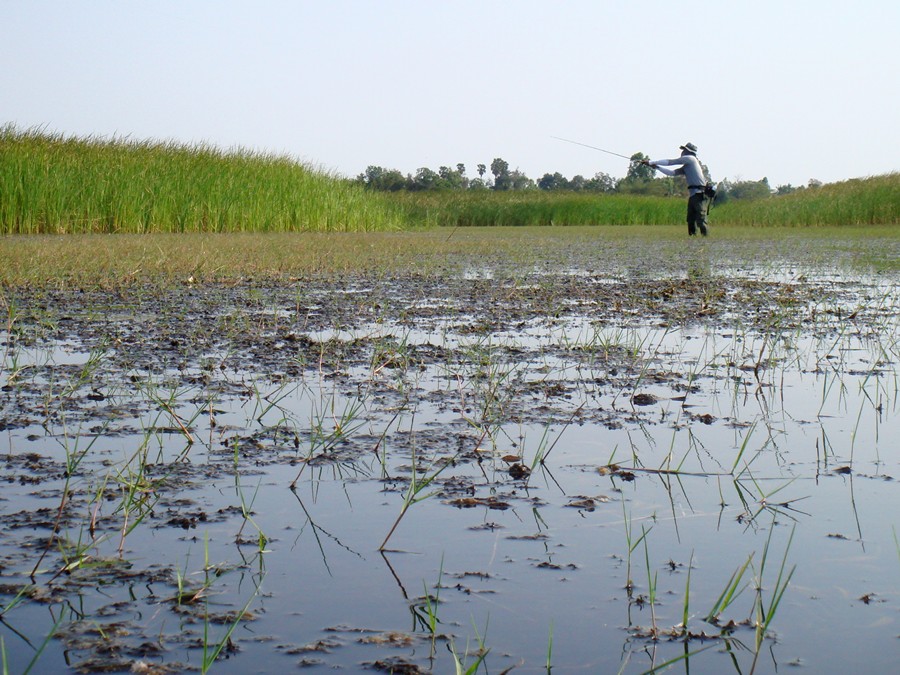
[680, 142, 698, 155]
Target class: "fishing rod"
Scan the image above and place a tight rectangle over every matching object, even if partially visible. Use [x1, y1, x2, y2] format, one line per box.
[551, 136, 636, 161]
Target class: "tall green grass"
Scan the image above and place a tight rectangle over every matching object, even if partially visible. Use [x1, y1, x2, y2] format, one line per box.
[389, 190, 684, 227]
[2, 125, 897, 233]
[390, 175, 900, 228]
[0, 125, 405, 233]
[714, 174, 900, 226]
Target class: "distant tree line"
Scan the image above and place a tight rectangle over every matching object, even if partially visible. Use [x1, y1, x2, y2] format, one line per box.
[354, 154, 820, 201]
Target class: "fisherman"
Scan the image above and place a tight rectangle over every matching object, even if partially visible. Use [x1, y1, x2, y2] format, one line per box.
[642, 143, 712, 236]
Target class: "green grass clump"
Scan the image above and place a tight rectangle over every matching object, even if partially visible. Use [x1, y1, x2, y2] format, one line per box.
[0, 124, 405, 233]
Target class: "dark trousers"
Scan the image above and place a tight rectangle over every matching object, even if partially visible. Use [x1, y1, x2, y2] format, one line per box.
[687, 192, 709, 236]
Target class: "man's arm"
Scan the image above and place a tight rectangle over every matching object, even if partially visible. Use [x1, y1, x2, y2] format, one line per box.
[649, 162, 683, 177]
[643, 157, 687, 177]
[649, 158, 687, 167]
[651, 164, 679, 177]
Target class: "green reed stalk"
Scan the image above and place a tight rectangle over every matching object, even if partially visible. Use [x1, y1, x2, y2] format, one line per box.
[748, 525, 796, 674]
[893, 526, 900, 565]
[681, 552, 694, 636]
[731, 421, 758, 476]
[421, 556, 444, 637]
[622, 496, 652, 593]
[705, 554, 753, 624]
[642, 526, 658, 638]
[390, 189, 684, 228]
[450, 619, 491, 675]
[378, 442, 460, 551]
[200, 537, 265, 673]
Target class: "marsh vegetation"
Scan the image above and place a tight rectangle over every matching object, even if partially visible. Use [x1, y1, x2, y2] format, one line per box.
[2, 125, 898, 234]
[0, 125, 406, 234]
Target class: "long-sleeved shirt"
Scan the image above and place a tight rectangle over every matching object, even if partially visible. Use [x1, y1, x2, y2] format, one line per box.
[649, 155, 707, 195]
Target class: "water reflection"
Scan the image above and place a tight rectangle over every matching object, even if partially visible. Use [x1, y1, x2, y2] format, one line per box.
[0, 259, 897, 673]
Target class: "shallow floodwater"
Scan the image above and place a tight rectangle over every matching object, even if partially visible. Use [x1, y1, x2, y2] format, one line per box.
[1, 235, 899, 673]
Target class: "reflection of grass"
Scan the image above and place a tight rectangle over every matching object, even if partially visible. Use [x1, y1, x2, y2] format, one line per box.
[621, 520, 795, 673]
[378, 441, 462, 551]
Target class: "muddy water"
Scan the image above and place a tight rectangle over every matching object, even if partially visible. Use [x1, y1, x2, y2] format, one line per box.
[1, 237, 899, 673]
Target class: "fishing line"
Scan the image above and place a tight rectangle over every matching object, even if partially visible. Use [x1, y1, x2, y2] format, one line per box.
[551, 136, 635, 161]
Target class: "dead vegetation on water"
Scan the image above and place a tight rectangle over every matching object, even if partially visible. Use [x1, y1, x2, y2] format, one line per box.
[1, 225, 898, 289]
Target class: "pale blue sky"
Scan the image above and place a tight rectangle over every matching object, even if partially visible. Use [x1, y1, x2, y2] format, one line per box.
[2, 1, 897, 188]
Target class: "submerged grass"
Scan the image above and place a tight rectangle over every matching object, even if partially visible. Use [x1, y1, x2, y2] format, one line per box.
[0, 230, 894, 673]
[1, 225, 899, 288]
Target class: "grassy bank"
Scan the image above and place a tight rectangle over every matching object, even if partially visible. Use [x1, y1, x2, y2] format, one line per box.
[713, 173, 900, 226]
[1, 126, 897, 233]
[0, 125, 405, 233]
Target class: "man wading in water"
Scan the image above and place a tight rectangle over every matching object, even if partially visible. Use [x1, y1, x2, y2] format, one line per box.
[643, 143, 713, 237]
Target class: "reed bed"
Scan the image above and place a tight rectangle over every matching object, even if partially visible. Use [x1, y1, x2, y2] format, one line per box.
[389, 190, 684, 227]
[391, 174, 900, 229]
[713, 173, 900, 226]
[2, 126, 897, 234]
[0, 125, 405, 234]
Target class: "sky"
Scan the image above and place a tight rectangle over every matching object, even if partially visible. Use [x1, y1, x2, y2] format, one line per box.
[2, 1, 898, 189]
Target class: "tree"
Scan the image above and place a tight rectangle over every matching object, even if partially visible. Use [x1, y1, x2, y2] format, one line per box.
[775, 183, 797, 196]
[625, 152, 655, 182]
[724, 177, 771, 200]
[617, 152, 672, 195]
[584, 172, 617, 193]
[509, 170, 536, 191]
[490, 158, 511, 190]
[409, 167, 441, 191]
[439, 165, 467, 190]
[538, 172, 568, 191]
[356, 165, 407, 191]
